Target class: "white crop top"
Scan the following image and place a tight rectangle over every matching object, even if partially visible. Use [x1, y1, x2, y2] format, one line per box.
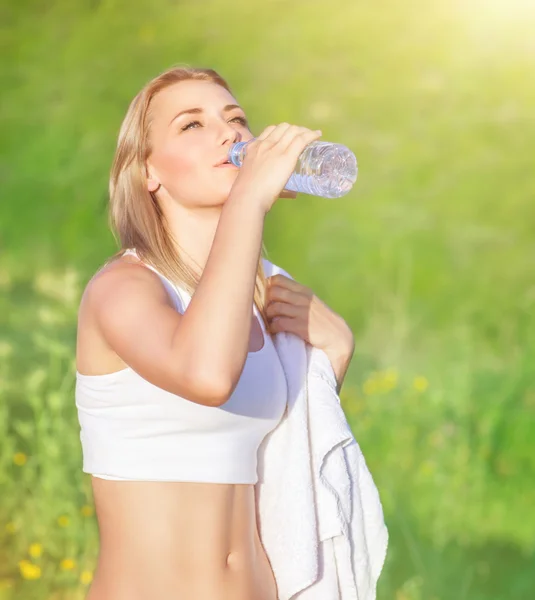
[75, 248, 288, 484]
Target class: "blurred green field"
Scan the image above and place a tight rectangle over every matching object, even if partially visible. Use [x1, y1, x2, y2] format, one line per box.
[1, 0, 535, 598]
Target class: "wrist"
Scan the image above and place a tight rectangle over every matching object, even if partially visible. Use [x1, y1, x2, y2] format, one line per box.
[325, 348, 353, 392]
[323, 334, 355, 394]
[226, 185, 270, 218]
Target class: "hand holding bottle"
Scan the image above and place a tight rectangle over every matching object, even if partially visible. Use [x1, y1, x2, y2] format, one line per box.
[229, 123, 323, 215]
[229, 128, 358, 200]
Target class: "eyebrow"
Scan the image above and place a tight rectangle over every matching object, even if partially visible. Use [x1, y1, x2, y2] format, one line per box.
[169, 104, 244, 126]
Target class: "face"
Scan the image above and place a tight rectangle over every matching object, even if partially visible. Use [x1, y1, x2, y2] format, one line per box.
[145, 79, 254, 207]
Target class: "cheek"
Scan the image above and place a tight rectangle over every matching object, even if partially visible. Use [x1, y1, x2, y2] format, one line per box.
[150, 135, 229, 201]
[152, 141, 205, 192]
[156, 143, 195, 177]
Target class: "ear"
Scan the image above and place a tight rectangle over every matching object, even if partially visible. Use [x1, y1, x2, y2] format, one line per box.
[147, 177, 160, 192]
[146, 162, 161, 192]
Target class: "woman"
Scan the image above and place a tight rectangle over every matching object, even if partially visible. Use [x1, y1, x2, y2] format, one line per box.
[75, 65, 355, 600]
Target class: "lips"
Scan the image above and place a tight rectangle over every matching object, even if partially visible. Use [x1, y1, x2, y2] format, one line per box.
[214, 157, 238, 168]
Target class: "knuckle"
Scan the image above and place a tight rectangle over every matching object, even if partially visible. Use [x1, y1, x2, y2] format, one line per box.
[267, 301, 278, 315]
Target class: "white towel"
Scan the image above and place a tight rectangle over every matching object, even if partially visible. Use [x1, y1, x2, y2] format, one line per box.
[255, 260, 389, 600]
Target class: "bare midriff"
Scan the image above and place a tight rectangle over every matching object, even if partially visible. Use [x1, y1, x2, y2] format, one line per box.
[86, 477, 278, 600]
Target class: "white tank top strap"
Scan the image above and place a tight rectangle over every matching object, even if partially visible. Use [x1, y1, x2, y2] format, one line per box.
[122, 248, 188, 313]
[122, 248, 263, 322]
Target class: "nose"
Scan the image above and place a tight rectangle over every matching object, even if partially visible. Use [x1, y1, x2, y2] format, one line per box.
[218, 120, 242, 148]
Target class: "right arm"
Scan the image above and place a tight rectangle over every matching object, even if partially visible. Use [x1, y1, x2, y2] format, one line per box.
[84, 190, 266, 408]
[175, 190, 267, 398]
[86, 123, 322, 407]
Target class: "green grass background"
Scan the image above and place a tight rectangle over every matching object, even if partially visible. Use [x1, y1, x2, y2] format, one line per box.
[1, 0, 534, 598]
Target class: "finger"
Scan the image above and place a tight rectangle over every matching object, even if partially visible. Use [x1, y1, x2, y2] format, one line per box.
[268, 315, 294, 333]
[263, 122, 294, 145]
[268, 274, 294, 285]
[268, 289, 310, 311]
[267, 274, 288, 286]
[267, 283, 296, 302]
[256, 124, 278, 141]
[266, 301, 301, 320]
[269, 316, 309, 342]
[283, 129, 322, 155]
[268, 276, 303, 294]
[276, 126, 315, 151]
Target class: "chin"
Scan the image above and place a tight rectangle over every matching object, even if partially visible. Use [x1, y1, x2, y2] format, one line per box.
[218, 183, 237, 200]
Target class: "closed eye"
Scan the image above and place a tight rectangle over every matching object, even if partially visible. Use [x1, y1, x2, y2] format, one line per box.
[181, 116, 249, 131]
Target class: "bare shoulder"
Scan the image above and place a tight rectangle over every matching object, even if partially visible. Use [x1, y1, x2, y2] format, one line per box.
[81, 255, 173, 316]
[76, 254, 226, 406]
[76, 254, 177, 374]
[76, 255, 176, 368]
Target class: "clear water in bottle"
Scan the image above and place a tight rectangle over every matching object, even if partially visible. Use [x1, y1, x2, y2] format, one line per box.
[227, 139, 358, 198]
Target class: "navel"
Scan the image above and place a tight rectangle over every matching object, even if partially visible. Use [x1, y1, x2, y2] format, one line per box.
[225, 550, 243, 570]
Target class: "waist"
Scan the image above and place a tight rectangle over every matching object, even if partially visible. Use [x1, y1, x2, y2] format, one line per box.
[89, 479, 277, 600]
[92, 478, 259, 550]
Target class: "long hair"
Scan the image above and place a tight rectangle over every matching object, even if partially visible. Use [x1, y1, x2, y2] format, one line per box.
[104, 64, 272, 332]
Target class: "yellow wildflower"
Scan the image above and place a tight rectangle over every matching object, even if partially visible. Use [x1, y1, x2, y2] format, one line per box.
[363, 368, 398, 395]
[363, 372, 379, 395]
[80, 505, 94, 517]
[18, 560, 41, 580]
[413, 375, 429, 392]
[60, 558, 76, 571]
[57, 515, 70, 527]
[80, 570, 93, 585]
[28, 543, 43, 558]
[13, 452, 27, 466]
[382, 368, 398, 392]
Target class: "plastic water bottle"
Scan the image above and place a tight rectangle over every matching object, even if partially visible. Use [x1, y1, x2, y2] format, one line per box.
[227, 139, 358, 198]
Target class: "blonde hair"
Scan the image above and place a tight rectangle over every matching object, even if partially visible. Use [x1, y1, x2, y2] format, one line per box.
[104, 64, 272, 331]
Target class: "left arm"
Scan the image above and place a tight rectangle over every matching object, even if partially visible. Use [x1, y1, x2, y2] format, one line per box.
[324, 337, 356, 395]
[265, 273, 356, 394]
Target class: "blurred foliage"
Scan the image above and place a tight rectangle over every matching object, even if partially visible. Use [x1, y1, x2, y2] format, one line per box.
[1, 0, 535, 598]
